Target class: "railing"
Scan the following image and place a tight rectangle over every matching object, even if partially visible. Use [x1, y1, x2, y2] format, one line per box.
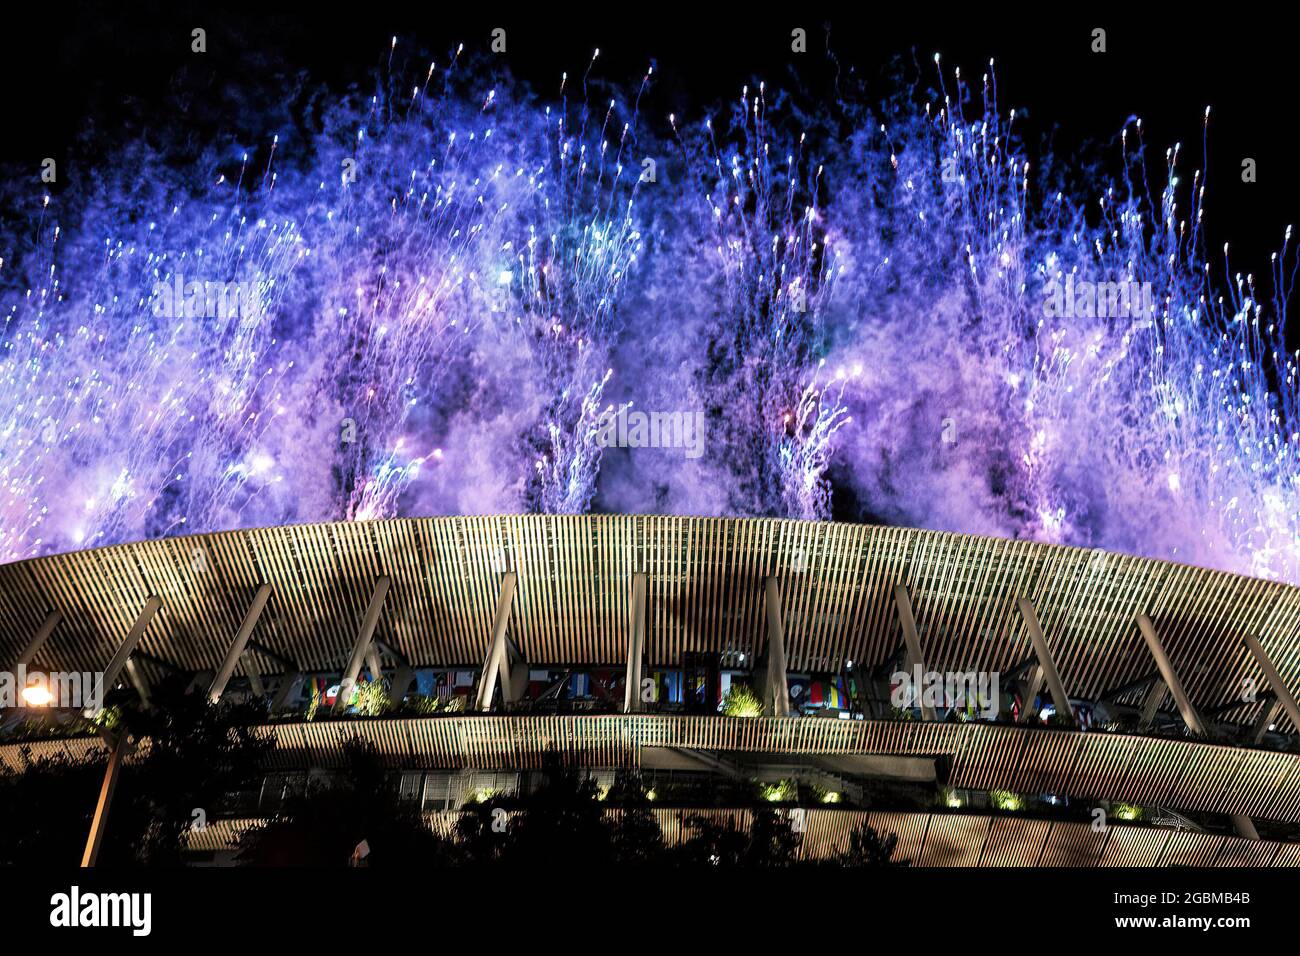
[6, 713, 1300, 825]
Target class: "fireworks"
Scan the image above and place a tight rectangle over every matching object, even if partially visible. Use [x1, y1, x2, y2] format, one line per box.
[0, 47, 1295, 584]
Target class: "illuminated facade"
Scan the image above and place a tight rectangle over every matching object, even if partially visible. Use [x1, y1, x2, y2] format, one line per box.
[3, 515, 1299, 865]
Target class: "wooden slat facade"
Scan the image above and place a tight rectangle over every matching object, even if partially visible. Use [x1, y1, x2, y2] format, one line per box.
[0, 515, 1297, 733]
[248, 716, 1300, 823]
[10, 714, 1299, 824]
[183, 808, 1300, 867]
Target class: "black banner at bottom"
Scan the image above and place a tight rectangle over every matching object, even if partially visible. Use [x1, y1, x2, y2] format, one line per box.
[0, 865, 1276, 942]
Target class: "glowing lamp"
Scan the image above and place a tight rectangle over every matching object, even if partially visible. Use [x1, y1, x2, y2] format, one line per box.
[21, 685, 53, 707]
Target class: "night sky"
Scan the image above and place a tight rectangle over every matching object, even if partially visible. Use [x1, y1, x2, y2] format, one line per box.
[4, 4, 1297, 327]
[0, 4, 1296, 581]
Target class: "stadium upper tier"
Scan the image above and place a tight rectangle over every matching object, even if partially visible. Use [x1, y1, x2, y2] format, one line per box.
[0, 514, 1296, 735]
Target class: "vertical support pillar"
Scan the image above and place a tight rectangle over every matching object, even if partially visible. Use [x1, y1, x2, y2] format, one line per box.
[208, 584, 273, 703]
[1016, 597, 1075, 727]
[624, 572, 647, 713]
[763, 577, 791, 718]
[893, 584, 936, 721]
[474, 573, 517, 712]
[334, 577, 391, 713]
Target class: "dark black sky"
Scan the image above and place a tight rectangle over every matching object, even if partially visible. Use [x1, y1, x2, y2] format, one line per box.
[3, 3, 1297, 347]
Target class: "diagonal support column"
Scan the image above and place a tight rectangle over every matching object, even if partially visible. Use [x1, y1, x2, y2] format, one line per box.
[334, 577, 391, 713]
[1016, 597, 1075, 727]
[208, 585, 273, 703]
[247, 639, 301, 712]
[15, 610, 61, 669]
[474, 573, 518, 712]
[1250, 699, 1282, 744]
[5, 611, 63, 725]
[271, 671, 303, 713]
[389, 664, 414, 703]
[81, 732, 136, 867]
[1099, 670, 1162, 703]
[1019, 664, 1046, 723]
[1136, 614, 1206, 736]
[1131, 622, 1258, 840]
[123, 657, 152, 707]
[1139, 678, 1168, 728]
[1242, 634, 1300, 737]
[762, 576, 791, 717]
[1139, 616, 1254, 835]
[624, 572, 647, 713]
[89, 596, 162, 716]
[186, 670, 214, 696]
[1227, 816, 1258, 837]
[1229, 815, 1260, 841]
[500, 635, 529, 706]
[375, 640, 416, 707]
[243, 656, 265, 699]
[366, 644, 384, 679]
[893, 584, 936, 721]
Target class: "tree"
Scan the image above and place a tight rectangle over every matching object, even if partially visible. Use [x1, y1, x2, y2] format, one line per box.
[237, 737, 451, 866]
[606, 771, 665, 865]
[670, 813, 752, 867]
[670, 808, 808, 867]
[107, 681, 272, 865]
[492, 753, 612, 865]
[834, 822, 909, 867]
[0, 747, 107, 866]
[743, 808, 804, 866]
[0, 679, 272, 865]
[452, 796, 513, 867]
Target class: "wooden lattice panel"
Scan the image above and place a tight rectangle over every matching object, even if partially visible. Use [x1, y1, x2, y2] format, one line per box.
[0, 515, 1296, 733]
[10, 714, 1295, 824]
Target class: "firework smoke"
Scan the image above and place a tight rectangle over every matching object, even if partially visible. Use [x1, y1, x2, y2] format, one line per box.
[0, 47, 1295, 584]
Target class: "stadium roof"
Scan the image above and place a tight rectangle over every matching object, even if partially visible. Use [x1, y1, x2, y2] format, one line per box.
[1, 514, 1297, 731]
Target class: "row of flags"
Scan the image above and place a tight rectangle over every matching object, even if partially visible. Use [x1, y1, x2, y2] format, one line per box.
[298, 668, 856, 714]
[305, 666, 1088, 725]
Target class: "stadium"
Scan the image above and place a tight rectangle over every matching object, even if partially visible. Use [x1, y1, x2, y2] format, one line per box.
[3, 514, 1298, 867]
